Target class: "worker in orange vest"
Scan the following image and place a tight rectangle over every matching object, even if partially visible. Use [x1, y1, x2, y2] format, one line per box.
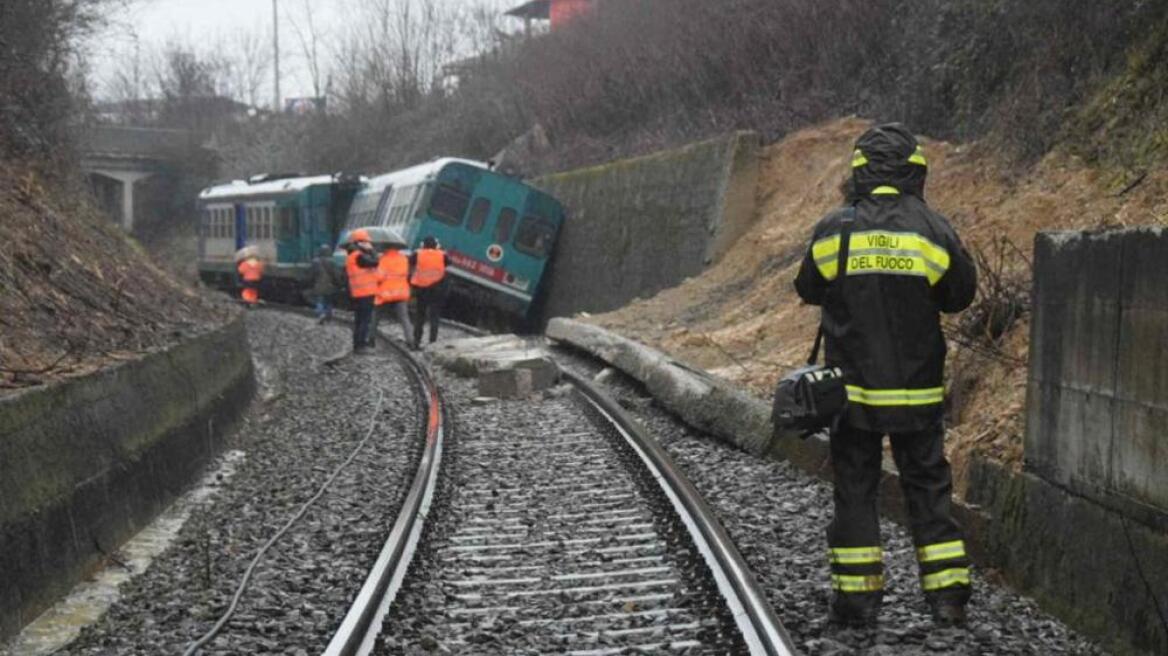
[410, 236, 450, 345]
[237, 253, 264, 308]
[345, 229, 380, 351]
[371, 238, 416, 349]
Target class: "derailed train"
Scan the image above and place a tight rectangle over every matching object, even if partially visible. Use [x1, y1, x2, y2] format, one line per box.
[197, 158, 565, 326]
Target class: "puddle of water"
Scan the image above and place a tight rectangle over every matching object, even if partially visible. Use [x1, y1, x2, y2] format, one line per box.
[2, 450, 248, 656]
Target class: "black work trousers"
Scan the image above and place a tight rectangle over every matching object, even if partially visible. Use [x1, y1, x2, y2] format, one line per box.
[413, 284, 447, 345]
[827, 420, 971, 614]
[352, 296, 374, 349]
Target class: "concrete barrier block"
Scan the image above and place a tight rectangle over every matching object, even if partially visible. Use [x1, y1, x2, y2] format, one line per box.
[478, 367, 533, 399]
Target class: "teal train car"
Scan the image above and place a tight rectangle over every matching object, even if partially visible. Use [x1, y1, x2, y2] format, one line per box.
[197, 173, 362, 298]
[336, 158, 565, 326]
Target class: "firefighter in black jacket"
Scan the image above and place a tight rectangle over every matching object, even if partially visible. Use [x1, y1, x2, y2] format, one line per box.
[794, 123, 977, 626]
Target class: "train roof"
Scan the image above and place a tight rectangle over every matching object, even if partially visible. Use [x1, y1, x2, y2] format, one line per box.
[360, 157, 491, 193]
[199, 173, 351, 201]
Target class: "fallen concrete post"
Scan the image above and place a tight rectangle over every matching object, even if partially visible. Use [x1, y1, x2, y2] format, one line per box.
[546, 317, 778, 457]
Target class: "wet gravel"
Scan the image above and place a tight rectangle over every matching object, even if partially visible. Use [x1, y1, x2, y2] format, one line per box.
[376, 369, 746, 655]
[58, 311, 424, 655]
[551, 344, 1109, 655]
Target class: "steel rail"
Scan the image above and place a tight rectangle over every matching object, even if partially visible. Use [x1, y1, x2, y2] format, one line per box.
[562, 368, 800, 656]
[320, 325, 447, 656]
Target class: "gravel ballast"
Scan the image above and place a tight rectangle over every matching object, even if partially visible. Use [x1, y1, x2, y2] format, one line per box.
[53, 312, 424, 655]
[551, 345, 1108, 655]
[376, 369, 746, 655]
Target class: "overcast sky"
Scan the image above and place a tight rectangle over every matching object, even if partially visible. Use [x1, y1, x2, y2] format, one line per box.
[90, 0, 520, 105]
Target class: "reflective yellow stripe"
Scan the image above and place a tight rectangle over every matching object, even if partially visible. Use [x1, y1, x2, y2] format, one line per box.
[832, 574, 885, 592]
[871, 186, 900, 195]
[921, 568, 970, 591]
[844, 231, 949, 285]
[813, 231, 950, 285]
[846, 385, 944, 407]
[851, 149, 869, 168]
[829, 546, 883, 565]
[812, 234, 841, 280]
[909, 145, 927, 166]
[917, 540, 967, 563]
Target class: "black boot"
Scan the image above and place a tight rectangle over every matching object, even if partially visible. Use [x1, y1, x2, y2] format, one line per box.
[828, 593, 880, 627]
[929, 600, 967, 626]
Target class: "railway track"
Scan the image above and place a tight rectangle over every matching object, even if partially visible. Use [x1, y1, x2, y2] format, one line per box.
[325, 331, 797, 655]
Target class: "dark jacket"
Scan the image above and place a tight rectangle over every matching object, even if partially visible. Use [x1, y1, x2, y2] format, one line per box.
[308, 255, 339, 296]
[794, 124, 976, 433]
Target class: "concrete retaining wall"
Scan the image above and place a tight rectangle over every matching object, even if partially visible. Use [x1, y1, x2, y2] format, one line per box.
[533, 131, 760, 320]
[548, 315, 1167, 655]
[0, 318, 254, 640]
[1026, 228, 1168, 521]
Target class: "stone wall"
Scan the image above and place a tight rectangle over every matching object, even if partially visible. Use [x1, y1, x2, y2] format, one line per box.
[0, 318, 254, 640]
[533, 131, 760, 321]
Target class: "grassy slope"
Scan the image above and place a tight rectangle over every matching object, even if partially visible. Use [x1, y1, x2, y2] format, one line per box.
[0, 164, 229, 391]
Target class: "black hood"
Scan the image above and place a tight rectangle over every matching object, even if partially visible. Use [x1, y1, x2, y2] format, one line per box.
[852, 123, 927, 198]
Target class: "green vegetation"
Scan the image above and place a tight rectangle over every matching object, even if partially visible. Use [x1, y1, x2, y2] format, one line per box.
[1067, 12, 1168, 170]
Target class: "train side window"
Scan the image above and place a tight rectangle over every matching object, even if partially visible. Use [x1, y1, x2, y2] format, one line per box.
[514, 216, 556, 258]
[494, 208, 517, 243]
[276, 207, 295, 238]
[430, 184, 470, 225]
[467, 198, 491, 233]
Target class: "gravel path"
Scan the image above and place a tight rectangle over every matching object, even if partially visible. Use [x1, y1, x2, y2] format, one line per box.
[376, 370, 746, 655]
[551, 345, 1108, 656]
[57, 312, 423, 655]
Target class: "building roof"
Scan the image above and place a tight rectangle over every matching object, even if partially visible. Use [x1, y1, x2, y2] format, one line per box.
[504, 0, 550, 19]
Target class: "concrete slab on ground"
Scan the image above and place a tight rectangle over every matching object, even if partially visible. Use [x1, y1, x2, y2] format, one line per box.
[431, 335, 560, 398]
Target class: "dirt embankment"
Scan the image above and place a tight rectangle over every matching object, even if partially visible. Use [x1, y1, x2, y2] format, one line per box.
[590, 117, 1168, 483]
[0, 163, 230, 391]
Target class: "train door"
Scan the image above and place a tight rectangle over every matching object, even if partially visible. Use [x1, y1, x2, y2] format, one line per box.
[234, 203, 247, 251]
[476, 177, 527, 268]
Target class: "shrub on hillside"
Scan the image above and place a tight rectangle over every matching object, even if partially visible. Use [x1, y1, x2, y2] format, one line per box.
[0, 0, 112, 161]
[206, 0, 1168, 176]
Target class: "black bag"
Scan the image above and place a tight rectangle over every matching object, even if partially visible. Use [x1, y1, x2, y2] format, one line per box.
[772, 209, 855, 438]
[771, 331, 848, 438]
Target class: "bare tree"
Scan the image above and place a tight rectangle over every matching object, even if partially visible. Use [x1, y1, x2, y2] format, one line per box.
[223, 27, 272, 108]
[287, 0, 327, 99]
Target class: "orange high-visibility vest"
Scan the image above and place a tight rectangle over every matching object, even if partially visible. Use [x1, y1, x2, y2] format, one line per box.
[376, 249, 410, 305]
[238, 258, 264, 282]
[346, 251, 380, 299]
[410, 248, 446, 288]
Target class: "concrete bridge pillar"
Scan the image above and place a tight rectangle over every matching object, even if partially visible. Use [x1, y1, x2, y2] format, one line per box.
[89, 169, 153, 231]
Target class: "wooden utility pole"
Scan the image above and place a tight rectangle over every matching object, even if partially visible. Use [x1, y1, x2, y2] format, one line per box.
[273, 0, 281, 112]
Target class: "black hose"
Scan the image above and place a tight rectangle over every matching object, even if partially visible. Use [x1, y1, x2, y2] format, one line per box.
[181, 387, 387, 656]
